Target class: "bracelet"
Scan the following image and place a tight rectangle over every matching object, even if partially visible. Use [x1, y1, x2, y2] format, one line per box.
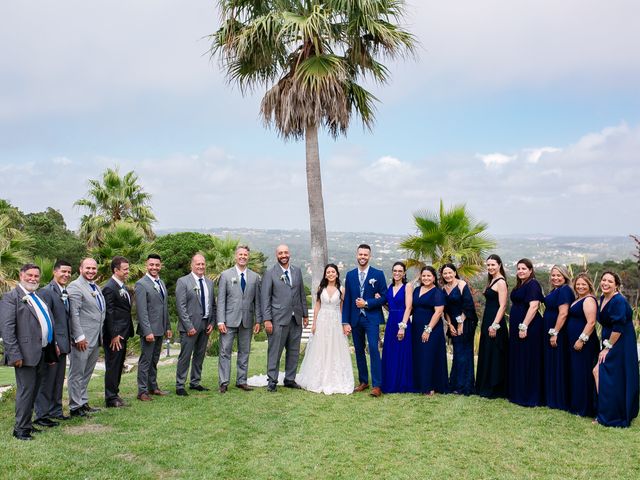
[398, 322, 407, 331]
[603, 339, 613, 349]
[548, 328, 558, 337]
[579, 333, 589, 342]
[424, 325, 433, 334]
[455, 315, 464, 324]
[518, 323, 528, 332]
[490, 323, 500, 331]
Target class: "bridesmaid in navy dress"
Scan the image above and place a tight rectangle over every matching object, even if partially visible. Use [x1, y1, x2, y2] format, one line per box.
[441, 263, 478, 395]
[475, 254, 509, 398]
[594, 271, 639, 427]
[508, 258, 545, 407]
[381, 262, 415, 393]
[411, 266, 447, 395]
[567, 273, 599, 417]
[542, 265, 575, 410]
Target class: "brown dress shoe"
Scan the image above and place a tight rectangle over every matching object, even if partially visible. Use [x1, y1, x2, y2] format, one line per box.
[235, 384, 253, 391]
[137, 393, 153, 401]
[150, 389, 168, 396]
[369, 387, 382, 398]
[353, 383, 369, 393]
[219, 385, 228, 394]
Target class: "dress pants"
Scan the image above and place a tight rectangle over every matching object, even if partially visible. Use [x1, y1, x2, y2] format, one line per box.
[14, 353, 45, 435]
[104, 337, 128, 402]
[267, 317, 302, 385]
[35, 352, 67, 420]
[218, 325, 253, 386]
[176, 327, 208, 389]
[68, 342, 100, 411]
[352, 316, 382, 388]
[137, 336, 163, 394]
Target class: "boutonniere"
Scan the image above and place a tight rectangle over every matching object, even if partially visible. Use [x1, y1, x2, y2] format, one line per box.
[91, 291, 98, 298]
[61, 292, 69, 302]
[118, 288, 127, 298]
[231, 277, 238, 285]
[153, 282, 160, 293]
[280, 274, 286, 282]
[21, 295, 29, 303]
[193, 285, 201, 293]
[369, 278, 377, 287]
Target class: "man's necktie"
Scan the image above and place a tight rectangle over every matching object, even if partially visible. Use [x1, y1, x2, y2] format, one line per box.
[29, 293, 53, 343]
[240, 272, 246, 293]
[155, 279, 165, 300]
[198, 278, 205, 317]
[284, 270, 291, 286]
[90, 283, 103, 311]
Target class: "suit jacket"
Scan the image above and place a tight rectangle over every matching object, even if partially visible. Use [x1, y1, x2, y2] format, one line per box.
[102, 278, 134, 341]
[261, 264, 308, 326]
[175, 273, 215, 333]
[38, 281, 72, 354]
[135, 275, 170, 337]
[217, 267, 262, 329]
[0, 287, 57, 366]
[67, 276, 106, 347]
[342, 267, 387, 326]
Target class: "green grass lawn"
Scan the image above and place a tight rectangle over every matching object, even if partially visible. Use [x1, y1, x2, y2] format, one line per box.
[1, 342, 639, 479]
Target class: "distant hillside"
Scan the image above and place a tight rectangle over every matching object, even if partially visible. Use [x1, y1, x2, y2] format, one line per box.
[157, 228, 635, 283]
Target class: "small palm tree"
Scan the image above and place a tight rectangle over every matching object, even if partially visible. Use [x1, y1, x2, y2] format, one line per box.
[75, 167, 156, 247]
[400, 200, 496, 278]
[211, 0, 416, 292]
[0, 214, 34, 293]
[203, 235, 267, 281]
[90, 221, 150, 283]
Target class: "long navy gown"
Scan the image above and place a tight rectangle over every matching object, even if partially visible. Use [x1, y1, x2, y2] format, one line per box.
[475, 278, 509, 398]
[596, 294, 639, 427]
[508, 278, 545, 407]
[566, 296, 599, 417]
[381, 284, 414, 393]
[542, 284, 575, 410]
[445, 284, 478, 395]
[411, 286, 448, 394]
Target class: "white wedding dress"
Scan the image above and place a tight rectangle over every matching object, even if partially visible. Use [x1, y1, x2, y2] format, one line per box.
[296, 288, 354, 395]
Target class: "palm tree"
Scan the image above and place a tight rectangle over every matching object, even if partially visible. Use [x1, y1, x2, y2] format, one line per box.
[400, 200, 496, 278]
[203, 235, 267, 281]
[211, 0, 416, 291]
[75, 167, 156, 247]
[89, 221, 150, 283]
[0, 214, 34, 293]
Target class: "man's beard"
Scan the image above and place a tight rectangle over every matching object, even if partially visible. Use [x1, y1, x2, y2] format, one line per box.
[21, 282, 38, 293]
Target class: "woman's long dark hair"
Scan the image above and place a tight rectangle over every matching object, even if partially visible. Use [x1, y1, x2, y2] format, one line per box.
[486, 254, 507, 286]
[389, 261, 407, 287]
[515, 258, 535, 289]
[317, 263, 342, 301]
[439, 263, 460, 286]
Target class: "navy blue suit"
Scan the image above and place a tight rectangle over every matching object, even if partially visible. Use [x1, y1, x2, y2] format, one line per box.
[342, 267, 387, 388]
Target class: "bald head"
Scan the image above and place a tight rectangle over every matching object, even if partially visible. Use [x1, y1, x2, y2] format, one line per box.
[191, 253, 206, 277]
[276, 244, 290, 268]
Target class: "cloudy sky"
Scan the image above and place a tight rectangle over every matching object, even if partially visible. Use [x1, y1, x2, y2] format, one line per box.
[1, 1, 638, 236]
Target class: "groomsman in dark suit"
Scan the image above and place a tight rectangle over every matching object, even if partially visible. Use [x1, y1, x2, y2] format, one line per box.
[217, 245, 262, 393]
[34, 259, 74, 424]
[0, 264, 58, 440]
[135, 254, 172, 401]
[102, 256, 134, 407]
[261, 244, 309, 392]
[175, 253, 215, 396]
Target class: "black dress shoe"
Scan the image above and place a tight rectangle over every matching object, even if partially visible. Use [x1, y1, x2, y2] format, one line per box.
[70, 408, 87, 418]
[266, 383, 277, 392]
[13, 430, 33, 441]
[34, 418, 59, 428]
[283, 381, 302, 389]
[106, 398, 125, 408]
[30, 426, 43, 434]
[176, 388, 189, 396]
[82, 404, 101, 414]
[189, 385, 209, 392]
[50, 414, 71, 421]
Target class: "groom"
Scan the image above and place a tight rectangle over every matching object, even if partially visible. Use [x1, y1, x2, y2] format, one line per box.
[342, 244, 387, 397]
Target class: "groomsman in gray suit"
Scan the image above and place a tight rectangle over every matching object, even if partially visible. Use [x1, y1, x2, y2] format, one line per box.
[175, 253, 215, 395]
[35, 259, 74, 424]
[0, 264, 58, 440]
[67, 257, 106, 417]
[216, 245, 262, 393]
[135, 254, 172, 401]
[261, 244, 308, 392]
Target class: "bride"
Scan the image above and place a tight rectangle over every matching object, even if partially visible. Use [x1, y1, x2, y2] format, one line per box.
[297, 264, 354, 395]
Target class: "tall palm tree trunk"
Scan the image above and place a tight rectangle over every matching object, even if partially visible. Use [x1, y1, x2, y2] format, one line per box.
[305, 122, 328, 295]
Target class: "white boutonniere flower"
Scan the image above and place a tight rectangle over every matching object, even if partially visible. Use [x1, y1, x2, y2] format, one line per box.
[118, 288, 127, 298]
[369, 278, 376, 287]
[280, 274, 286, 282]
[91, 291, 98, 298]
[231, 277, 238, 285]
[194, 285, 201, 293]
[153, 282, 160, 293]
[21, 295, 29, 303]
[60, 292, 69, 302]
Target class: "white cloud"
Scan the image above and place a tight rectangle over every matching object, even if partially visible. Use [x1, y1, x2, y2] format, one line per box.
[526, 147, 561, 164]
[51, 156, 72, 166]
[476, 153, 515, 168]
